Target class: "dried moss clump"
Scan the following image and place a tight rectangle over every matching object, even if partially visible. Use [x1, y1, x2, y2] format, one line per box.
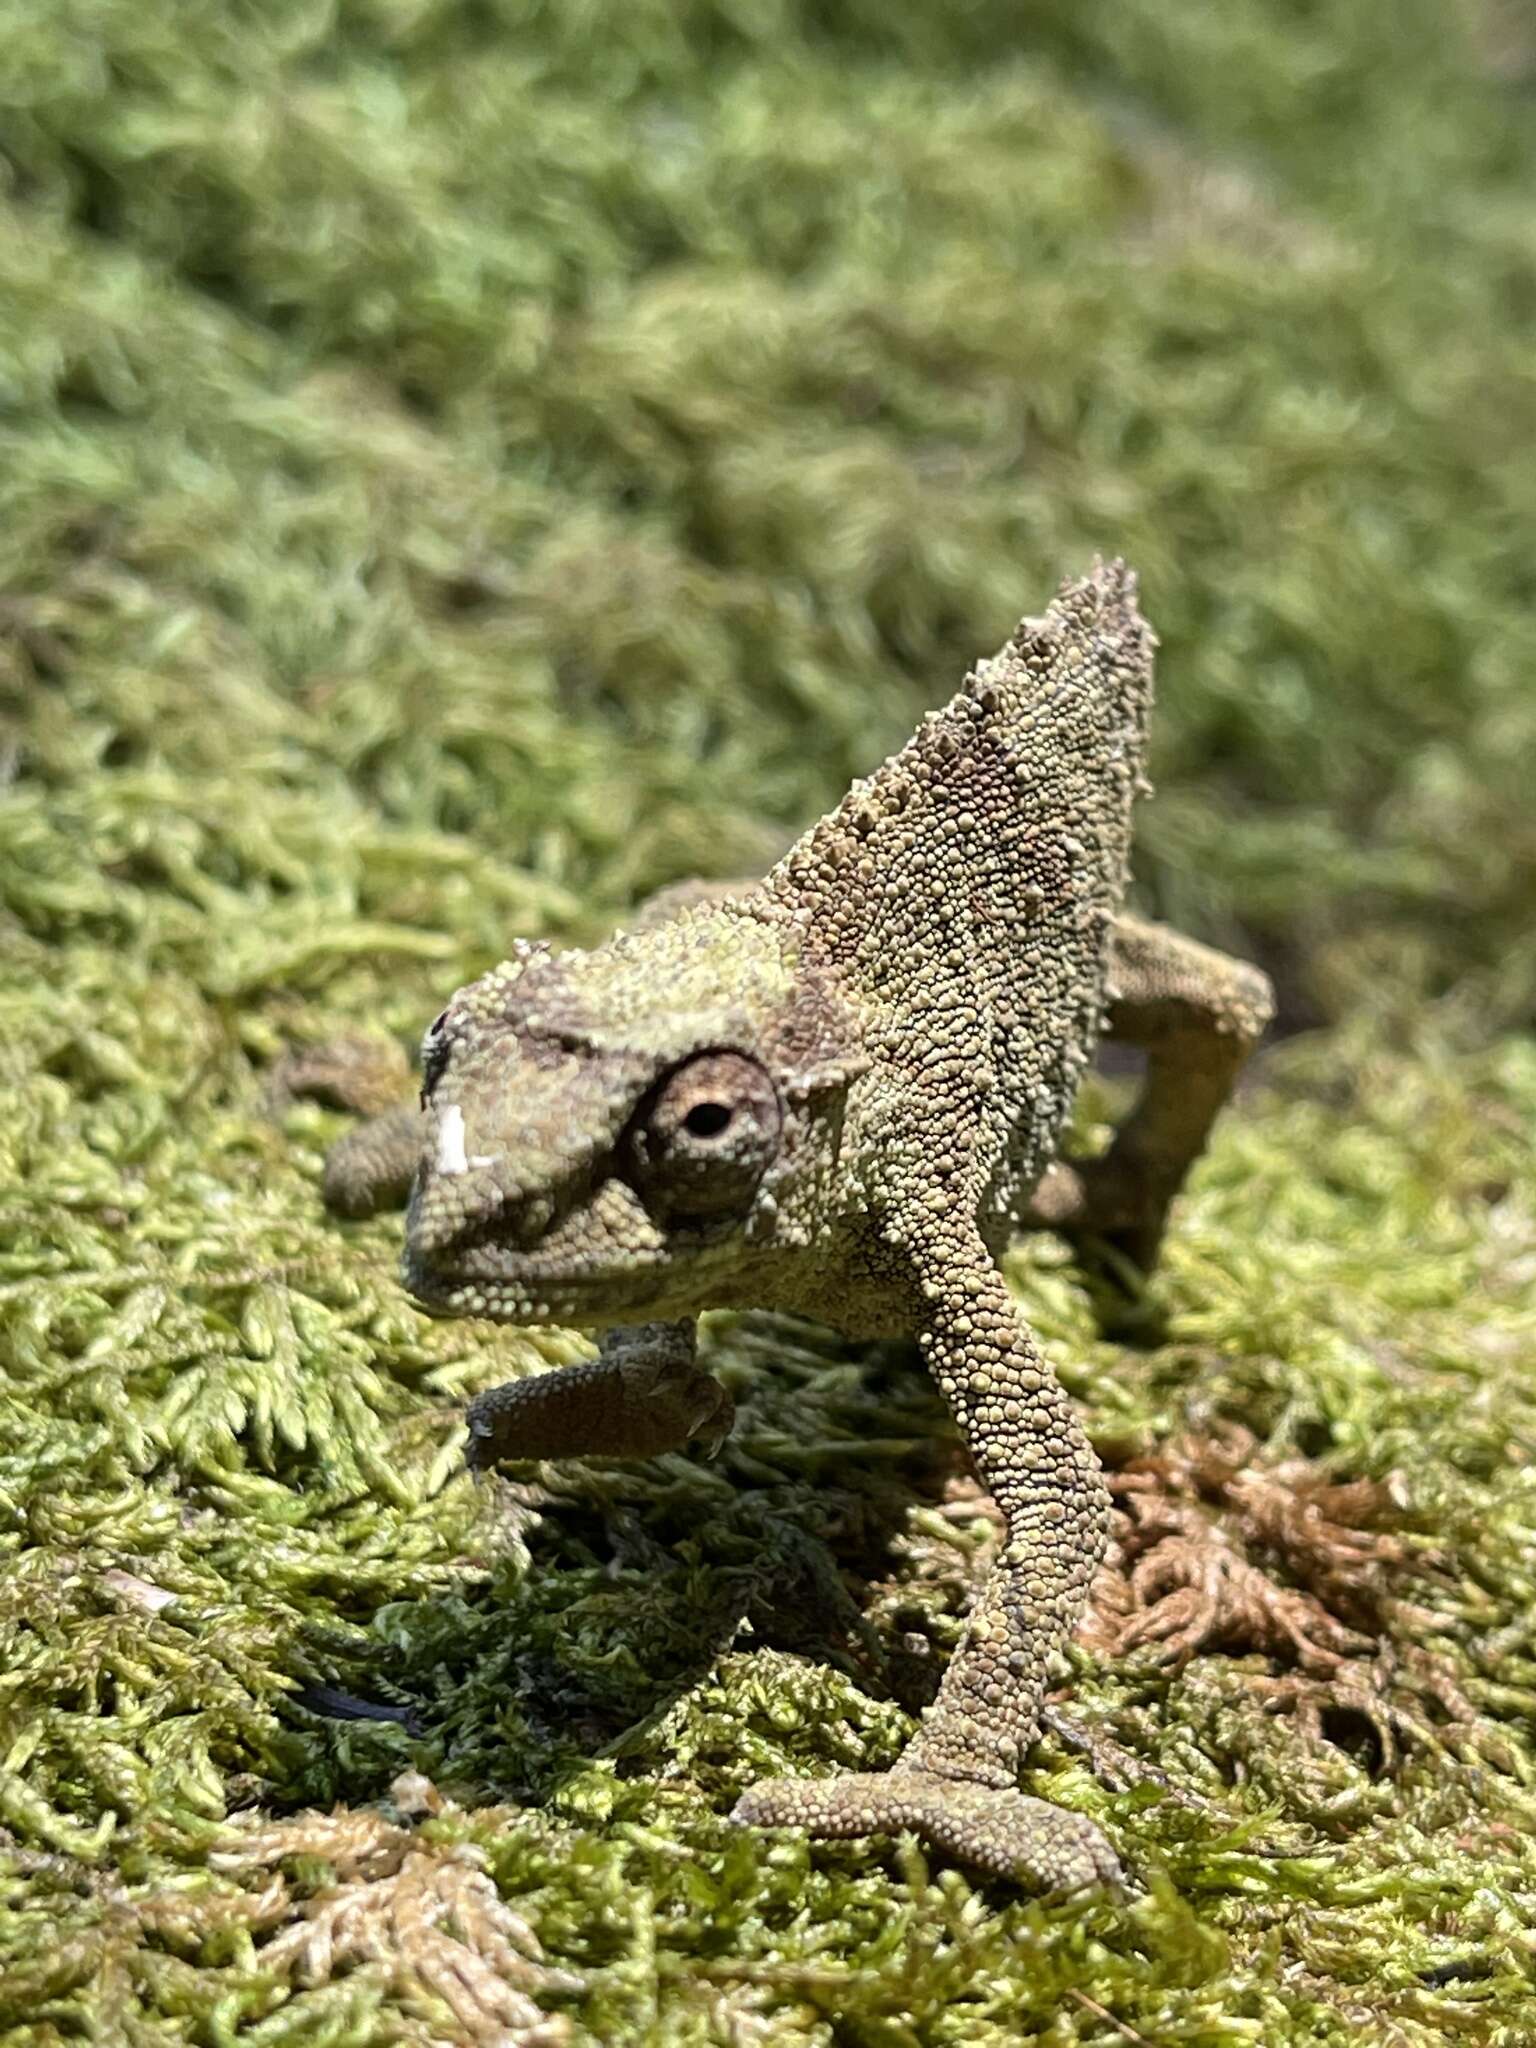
[4, 1, 1536, 2042]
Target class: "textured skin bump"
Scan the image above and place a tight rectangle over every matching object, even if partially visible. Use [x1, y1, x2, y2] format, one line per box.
[317, 560, 1274, 1889]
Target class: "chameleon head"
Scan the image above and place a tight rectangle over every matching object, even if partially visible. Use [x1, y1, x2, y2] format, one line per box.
[402, 906, 865, 1326]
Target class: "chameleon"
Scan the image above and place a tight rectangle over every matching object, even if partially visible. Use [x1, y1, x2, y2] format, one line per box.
[308, 559, 1274, 1891]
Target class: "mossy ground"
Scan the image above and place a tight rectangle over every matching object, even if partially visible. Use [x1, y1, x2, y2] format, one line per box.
[4, 3, 1536, 2042]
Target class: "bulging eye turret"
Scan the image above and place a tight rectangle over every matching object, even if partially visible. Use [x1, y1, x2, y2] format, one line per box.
[626, 1052, 781, 1227]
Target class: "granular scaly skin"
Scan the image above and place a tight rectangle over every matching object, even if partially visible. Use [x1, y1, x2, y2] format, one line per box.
[317, 560, 1273, 1890]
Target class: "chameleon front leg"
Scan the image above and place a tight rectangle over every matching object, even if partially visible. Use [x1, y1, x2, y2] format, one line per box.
[1029, 914, 1274, 1269]
[735, 1229, 1120, 1891]
[465, 1318, 734, 1468]
[322, 1105, 425, 1218]
[267, 1035, 424, 1218]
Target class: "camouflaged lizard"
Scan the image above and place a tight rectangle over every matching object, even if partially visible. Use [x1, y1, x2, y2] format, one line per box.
[311, 560, 1273, 1891]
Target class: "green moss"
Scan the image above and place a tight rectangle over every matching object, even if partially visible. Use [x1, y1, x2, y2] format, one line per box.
[4, 2, 1536, 2040]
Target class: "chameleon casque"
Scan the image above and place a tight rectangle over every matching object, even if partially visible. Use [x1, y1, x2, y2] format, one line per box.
[316, 560, 1274, 1891]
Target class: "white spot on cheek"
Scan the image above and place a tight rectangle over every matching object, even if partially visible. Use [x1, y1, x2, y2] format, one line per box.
[435, 1104, 498, 1175]
[437, 1105, 470, 1175]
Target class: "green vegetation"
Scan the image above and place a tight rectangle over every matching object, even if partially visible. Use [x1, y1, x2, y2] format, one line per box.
[3, 2, 1535, 2040]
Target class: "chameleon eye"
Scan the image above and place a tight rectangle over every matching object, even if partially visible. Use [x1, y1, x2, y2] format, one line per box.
[627, 1052, 781, 1227]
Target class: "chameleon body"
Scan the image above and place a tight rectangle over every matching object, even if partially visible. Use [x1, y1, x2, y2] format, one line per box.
[318, 560, 1273, 1889]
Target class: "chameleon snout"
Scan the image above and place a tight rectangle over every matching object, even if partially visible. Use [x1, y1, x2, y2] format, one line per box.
[402, 1084, 676, 1321]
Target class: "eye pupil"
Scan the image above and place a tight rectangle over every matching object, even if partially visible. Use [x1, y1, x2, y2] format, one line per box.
[683, 1102, 732, 1139]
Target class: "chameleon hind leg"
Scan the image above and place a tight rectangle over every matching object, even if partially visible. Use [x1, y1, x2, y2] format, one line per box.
[1029, 913, 1274, 1270]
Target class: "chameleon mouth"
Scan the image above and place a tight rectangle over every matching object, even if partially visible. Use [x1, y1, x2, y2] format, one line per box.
[401, 1171, 680, 1327]
[401, 1246, 681, 1328]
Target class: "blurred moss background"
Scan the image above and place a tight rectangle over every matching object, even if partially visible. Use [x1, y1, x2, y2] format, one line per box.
[4, 3, 1536, 2043]
[7, 0, 1536, 1021]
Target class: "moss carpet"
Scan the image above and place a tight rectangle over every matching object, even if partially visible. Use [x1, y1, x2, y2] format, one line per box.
[4, 3, 1536, 2041]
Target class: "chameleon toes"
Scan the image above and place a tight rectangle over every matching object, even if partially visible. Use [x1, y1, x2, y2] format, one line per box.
[732, 1770, 1124, 1894]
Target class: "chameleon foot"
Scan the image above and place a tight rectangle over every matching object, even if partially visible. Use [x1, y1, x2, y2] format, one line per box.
[731, 1769, 1123, 1893]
